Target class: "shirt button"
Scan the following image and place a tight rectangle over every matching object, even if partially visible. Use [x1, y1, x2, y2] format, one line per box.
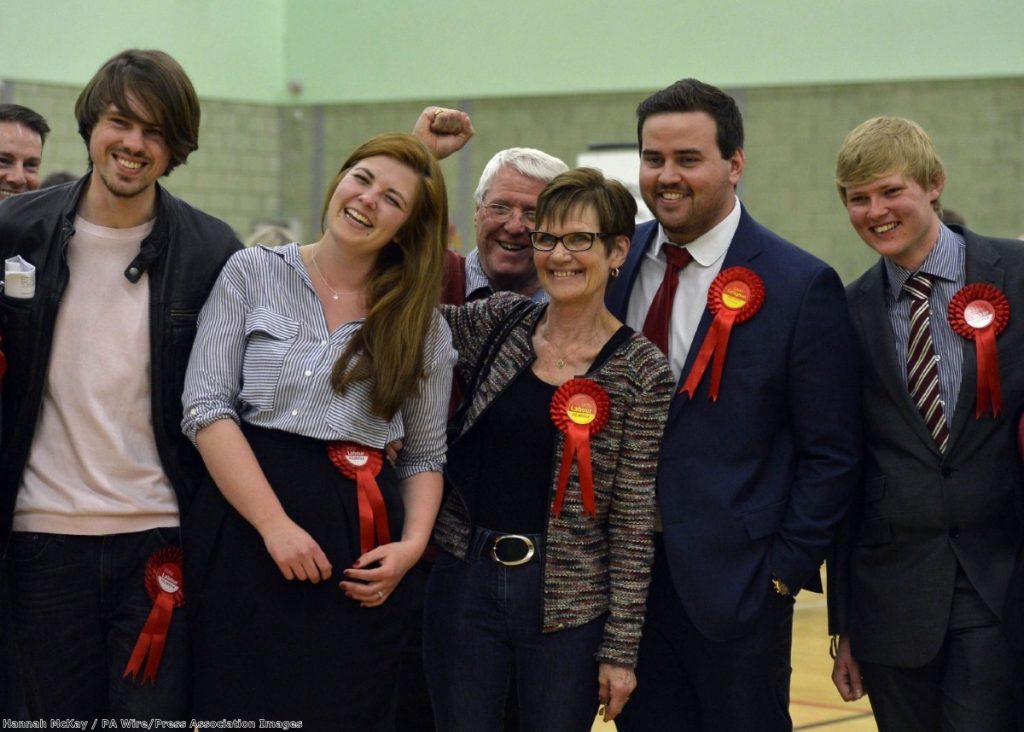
[935, 355, 941, 362]
[320, 340, 328, 346]
[291, 409, 298, 416]
[304, 370, 313, 377]
[190, 408, 197, 416]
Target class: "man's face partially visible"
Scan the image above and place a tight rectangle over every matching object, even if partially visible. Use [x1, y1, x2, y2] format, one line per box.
[473, 166, 547, 294]
[0, 122, 43, 199]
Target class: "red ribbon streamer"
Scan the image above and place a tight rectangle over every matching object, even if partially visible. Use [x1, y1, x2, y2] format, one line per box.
[550, 379, 610, 519]
[327, 442, 390, 554]
[680, 267, 765, 401]
[123, 547, 184, 685]
[948, 283, 1010, 418]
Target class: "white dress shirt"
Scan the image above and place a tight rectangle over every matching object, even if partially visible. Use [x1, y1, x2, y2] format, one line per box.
[625, 197, 742, 379]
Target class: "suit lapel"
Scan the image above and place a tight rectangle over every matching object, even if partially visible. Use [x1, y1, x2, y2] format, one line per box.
[667, 206, 763, 423]
[947, 233, 1005, 448]
[854, 261, 942, 455]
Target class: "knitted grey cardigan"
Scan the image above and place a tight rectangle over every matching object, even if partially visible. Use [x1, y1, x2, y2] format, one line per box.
[434, 292, 674, 667]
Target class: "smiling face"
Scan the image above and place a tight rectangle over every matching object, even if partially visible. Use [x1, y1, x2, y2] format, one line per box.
[534, 205, 628, 308]
[0, 121, 43, 199]
[87, 99, 171, 202]
[473, 165, 547, 294]
[639, 111, 743, 245]
[843, 171, 943, 271]
[323, 155, 420, 260]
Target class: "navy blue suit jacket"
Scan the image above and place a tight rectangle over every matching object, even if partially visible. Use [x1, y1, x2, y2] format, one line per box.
[607, 207, 861, 642]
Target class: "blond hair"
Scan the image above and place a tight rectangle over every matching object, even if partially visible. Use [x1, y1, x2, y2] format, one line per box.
[835, 117, 945, 214]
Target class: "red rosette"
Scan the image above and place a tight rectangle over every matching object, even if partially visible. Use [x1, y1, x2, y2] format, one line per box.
[123, 546, 184, 684]
[549, 378, 611, 519]
[327, 441, 390, 554]
[680, 267, 765, 401]
[948, 283, 1010, 417]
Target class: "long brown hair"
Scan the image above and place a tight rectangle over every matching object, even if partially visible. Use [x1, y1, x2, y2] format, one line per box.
[324, 133, 448, 421]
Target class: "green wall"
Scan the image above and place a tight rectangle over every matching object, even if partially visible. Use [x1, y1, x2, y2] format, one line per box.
[8, 77, 1024, 282]
[3, 1, 1023, 103]
[3, 2, 1024, 282]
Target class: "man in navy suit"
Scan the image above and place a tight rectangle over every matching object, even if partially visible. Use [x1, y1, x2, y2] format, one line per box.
[829, 117, 1021, 730]
[609, 78, 861, 731]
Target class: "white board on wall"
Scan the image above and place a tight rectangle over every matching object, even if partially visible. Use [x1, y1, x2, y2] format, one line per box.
[576, 147, 653, 224]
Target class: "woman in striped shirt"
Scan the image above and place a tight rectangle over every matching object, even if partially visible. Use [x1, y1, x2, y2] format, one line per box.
[181, 132, 455, 728]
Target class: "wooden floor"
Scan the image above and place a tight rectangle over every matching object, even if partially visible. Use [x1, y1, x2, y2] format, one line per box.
[592, 572, 877, 731]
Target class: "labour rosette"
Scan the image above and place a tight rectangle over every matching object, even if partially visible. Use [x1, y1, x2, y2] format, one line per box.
[549, 378, 611, 518]
[680, 267, 765, 400]
[948, 283, 1010, 417]
[328, 441, 391, 554]
[123, 546, 185, 684]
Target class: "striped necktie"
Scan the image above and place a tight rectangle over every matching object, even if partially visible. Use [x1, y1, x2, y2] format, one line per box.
[904, 272, 950, 452]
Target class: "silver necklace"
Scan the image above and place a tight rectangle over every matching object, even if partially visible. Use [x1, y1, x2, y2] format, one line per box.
[310, 247, 358, 301]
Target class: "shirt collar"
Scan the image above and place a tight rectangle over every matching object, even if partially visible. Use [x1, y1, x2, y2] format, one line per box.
[884, 223, 965, 301]
[464, 248, 492, 299]
[464, 248, 548, 303]
[652, 195, 741, 267]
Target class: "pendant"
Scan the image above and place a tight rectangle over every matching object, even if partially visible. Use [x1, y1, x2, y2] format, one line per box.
[332, 294, 339, 301]
[555, 357, 566, 369]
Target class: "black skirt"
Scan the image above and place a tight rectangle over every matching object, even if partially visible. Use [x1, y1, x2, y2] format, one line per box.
[184, 422, 409, 730]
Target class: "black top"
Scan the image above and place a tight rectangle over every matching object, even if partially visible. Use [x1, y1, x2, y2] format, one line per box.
[466, 324, 634, 534]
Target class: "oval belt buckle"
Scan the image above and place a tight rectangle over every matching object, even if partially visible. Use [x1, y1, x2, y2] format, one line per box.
[491, 534, 535, 567]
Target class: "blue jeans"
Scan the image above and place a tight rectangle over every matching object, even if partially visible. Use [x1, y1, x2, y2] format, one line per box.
[4, 528, 190, 719]
[423, 537, 604, 732]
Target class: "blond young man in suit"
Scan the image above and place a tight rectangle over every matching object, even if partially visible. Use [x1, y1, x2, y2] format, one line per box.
[829, 117, 1022, 730]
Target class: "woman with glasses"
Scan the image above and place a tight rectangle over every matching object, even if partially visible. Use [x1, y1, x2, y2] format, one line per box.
[424, 167, 675, 731]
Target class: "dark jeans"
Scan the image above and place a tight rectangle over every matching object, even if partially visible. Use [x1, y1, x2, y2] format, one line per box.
[5, 528, 190, 719]
[616, 538, 794, 732]
[0, 562, 27, 719]
[423, 543, 604, 732]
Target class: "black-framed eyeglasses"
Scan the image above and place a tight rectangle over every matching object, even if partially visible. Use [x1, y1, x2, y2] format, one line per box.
[528, 231, 611, 252]
[482, 203, 537, 226]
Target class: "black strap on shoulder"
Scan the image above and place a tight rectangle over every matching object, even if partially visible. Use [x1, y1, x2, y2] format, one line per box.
[448, 299, 534, 441]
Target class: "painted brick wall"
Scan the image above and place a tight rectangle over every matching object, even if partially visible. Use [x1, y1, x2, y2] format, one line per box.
[7, 77, 1022, 283]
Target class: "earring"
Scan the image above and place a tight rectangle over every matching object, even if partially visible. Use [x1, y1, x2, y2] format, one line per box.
[610, 267, 621, 279]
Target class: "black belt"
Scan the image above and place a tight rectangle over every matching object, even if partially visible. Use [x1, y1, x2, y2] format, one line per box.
[468, 527, 543, 567]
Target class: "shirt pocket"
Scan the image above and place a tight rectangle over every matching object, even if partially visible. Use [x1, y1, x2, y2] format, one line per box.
[240, 308, 300, 412]
[0, 292, 35, 360]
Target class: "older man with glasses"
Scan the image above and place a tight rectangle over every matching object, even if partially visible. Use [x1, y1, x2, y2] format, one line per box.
[457, 148, 568, 303]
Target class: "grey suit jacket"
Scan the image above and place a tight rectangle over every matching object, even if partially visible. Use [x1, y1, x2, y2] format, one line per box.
[829, 227, 1024, 667]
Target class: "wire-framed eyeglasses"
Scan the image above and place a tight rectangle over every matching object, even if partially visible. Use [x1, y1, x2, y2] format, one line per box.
[481, 203, 536, 226]
[528, 231, 611, 252]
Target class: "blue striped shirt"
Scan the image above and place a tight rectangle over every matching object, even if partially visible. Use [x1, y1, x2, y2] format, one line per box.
[464, 248, 548, 303]
[883, 224, 966, 428]
[181, 244, 456, 479]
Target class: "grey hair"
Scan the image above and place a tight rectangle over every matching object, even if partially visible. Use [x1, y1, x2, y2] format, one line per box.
[473, 147, 568, 203]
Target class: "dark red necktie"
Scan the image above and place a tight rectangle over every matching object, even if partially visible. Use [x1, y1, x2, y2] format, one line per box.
[642, 244, 693, 355]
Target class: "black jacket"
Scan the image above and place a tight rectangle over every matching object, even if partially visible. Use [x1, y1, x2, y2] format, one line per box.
[0, 177, 241, 546]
